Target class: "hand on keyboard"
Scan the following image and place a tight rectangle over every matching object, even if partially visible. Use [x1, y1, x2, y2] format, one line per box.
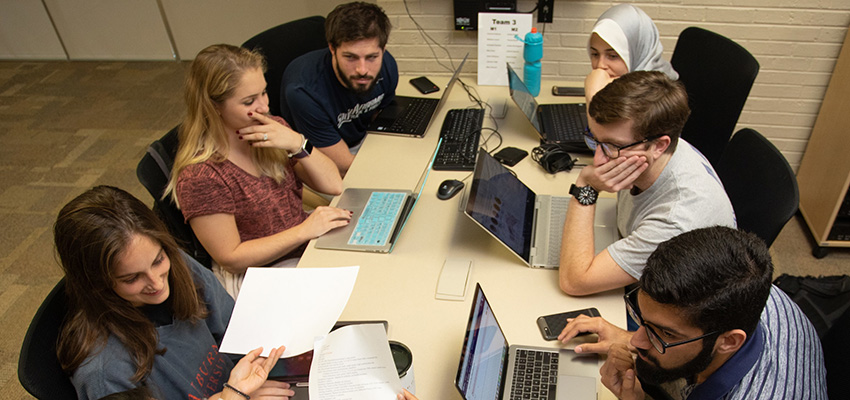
[298, 206, 352, 239]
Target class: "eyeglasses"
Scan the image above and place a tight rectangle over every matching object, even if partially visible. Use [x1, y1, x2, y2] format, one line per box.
[624, 286, 720, 354]
[583, 129, 663, 159]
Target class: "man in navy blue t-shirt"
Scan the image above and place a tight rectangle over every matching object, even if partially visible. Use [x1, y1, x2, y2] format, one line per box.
[282, 2, 398, 176]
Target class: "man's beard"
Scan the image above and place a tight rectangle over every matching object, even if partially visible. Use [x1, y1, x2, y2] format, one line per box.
[334, 58, 377, 96]
[634, 338, 716, 385]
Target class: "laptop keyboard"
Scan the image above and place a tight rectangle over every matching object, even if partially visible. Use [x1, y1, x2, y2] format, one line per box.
[510, 349, 559, 400]
[542, 103, 587, 143]
[434, 108, 485, 171]
[547, 197, 569, 265]
[348, 192, 407, 246]
[389, 98, 438, 134]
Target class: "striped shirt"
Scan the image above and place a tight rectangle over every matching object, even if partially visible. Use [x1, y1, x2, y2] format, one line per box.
[652, 286, 827, 400]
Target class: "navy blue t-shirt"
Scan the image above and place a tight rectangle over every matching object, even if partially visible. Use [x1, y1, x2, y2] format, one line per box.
[281, 48, 398, 148]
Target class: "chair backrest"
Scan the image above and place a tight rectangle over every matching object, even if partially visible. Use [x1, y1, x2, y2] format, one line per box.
[716, 128, 799, 247]
[671, 27, 760, 168]
[241, 16, 327, 117]
[18, 279, 78, 400]
[824, 305, 850, 399]
[136, 126, 212, 268]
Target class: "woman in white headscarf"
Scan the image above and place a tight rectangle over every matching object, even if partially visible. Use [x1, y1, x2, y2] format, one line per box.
[585, 4, 678, 102]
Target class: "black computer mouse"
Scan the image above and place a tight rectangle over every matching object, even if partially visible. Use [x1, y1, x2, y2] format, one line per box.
[437, 179, 465, 200]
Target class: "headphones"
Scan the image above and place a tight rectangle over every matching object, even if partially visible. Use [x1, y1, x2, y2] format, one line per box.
[531, 144, 577, 174]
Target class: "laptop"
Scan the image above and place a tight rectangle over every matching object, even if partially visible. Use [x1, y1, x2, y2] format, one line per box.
[463, 149, 618, 268]
[314, 140, 441, 253]
[507, 63, 591, 152]
[455, 284, 597, 400]
[368, 54, 469, 137]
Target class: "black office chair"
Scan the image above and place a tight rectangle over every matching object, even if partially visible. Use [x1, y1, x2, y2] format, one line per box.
[824, 306, 850, 399]
[241, 16, 327, 118]
[716, 128, 799, 247]
[18, 279, 78, 400]
[671, 27, 760, 168]
[136, 126, 212, 268]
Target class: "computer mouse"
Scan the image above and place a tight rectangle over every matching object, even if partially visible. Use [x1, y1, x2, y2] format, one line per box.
[437, 179, 465, 200]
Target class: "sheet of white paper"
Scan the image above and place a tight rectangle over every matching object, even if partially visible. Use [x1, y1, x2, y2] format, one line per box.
[219, 266, 359, 358]
[309, 324, 402, 400]
[477, 12, 532, 86]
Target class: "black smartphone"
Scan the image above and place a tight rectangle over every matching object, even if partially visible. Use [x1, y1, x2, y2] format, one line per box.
[537, 307, 601, 341]
[552, 85, 585, 97]
[410, 76, 439, 94]
[492, 147, 528, 167]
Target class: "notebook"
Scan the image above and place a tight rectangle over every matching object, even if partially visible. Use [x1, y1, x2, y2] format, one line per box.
[455, 284, 597, 400]
[314, 140, 441, 253]
[463, 149, 618, 268]
[368, 54, 469, 137]
[507, 63, 591, 152]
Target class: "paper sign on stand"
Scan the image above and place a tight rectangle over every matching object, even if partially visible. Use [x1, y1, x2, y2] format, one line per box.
[477, 12, 532, 86]
[309, 323, 402, 400]
[219, 266, 359, 358]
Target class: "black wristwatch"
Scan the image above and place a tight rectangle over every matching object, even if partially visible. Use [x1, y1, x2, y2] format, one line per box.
[569, 184, 598, 206]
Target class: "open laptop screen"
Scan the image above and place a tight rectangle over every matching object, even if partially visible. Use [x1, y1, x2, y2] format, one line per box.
[507, 63, 542, 133]
[456, 284, 509, 400]
[465, 149, 535, 262]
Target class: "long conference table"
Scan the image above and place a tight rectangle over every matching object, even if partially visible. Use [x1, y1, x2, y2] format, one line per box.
[298, 73, 625, 400]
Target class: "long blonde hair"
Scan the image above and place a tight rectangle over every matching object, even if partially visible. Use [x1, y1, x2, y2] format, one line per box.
[165, 44, 290, 207]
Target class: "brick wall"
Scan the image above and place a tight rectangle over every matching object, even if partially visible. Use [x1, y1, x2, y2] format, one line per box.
[379, 0, 850, 170]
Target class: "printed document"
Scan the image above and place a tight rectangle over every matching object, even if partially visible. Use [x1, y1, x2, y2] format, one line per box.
[309, 323, 402, 400]
[220, 266, 359, 357]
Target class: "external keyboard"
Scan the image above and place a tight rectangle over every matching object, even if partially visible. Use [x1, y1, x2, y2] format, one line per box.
[348, 192, 407, 246]
[510, 349, 559, 400]
[433, 108, 486, 171]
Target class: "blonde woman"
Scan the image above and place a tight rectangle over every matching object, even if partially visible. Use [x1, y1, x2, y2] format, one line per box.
[167, 44, 348, 298]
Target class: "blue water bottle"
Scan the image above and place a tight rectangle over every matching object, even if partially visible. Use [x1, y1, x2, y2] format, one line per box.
[520, 27, 543, 96]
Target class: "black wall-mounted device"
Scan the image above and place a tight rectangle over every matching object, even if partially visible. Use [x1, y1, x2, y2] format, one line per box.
[454, 0, 518, 30]
[538, 0, 554, 23]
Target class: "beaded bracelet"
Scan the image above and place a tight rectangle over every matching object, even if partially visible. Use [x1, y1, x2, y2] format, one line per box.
[223, 382, 250, 400]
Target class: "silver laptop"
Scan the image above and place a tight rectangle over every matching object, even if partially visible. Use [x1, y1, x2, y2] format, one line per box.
[314, 140, 440, 253]
[455, 284, 597, 400]
[463, 149, 618, 268]
[367, 54, 469, 137]
[507, 63, 590, 152]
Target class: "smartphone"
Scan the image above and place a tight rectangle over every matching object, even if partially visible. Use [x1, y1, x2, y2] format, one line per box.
[410, 76, 440, 94]
[537, 307, 601, 341]
[492, 147, 528, 167]
[552, 85, 585, 97]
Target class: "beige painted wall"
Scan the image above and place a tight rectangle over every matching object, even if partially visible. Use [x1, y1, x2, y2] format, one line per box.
[44, 0, 175, 60]
[381, 0, 850, 171]
[160, 0, 351, 59]
[0, 0, 66, 59]
[0, 0, 360, 60]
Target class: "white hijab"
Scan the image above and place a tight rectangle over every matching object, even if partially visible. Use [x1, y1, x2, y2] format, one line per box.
[588, 4, 678, 80]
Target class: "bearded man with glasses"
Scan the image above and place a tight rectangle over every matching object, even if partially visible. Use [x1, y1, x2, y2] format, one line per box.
[558, 71, 735, 296]
[559, 227, 826, 399]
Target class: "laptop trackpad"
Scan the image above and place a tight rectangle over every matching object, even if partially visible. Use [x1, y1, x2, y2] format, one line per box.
[556, 351, 598, 399]
[555, 375, 596, 400]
